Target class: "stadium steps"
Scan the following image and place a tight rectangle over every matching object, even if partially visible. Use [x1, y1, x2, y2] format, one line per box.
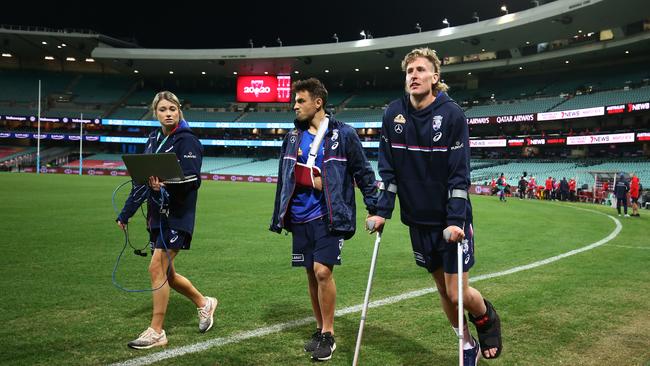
[335, 94, 356, 112]
[233, 112, 247, 122]
[546, 97, 569, 111]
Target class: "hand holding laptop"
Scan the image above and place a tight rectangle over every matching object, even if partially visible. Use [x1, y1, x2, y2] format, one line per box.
[148, 176, 165, 191]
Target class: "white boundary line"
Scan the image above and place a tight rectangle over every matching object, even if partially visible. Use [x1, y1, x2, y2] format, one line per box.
[110, 208, 621, 366]
[609, 245, 650, 250]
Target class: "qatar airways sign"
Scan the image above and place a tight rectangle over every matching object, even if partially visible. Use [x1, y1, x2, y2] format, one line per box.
[236, 75, 291, 103]
[566, 133, 635, 145]
[467, 114, 536, 125]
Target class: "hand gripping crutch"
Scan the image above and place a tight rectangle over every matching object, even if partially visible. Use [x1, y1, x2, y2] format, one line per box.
[352, 221, 382, 366]
[444, 227, 465, 366]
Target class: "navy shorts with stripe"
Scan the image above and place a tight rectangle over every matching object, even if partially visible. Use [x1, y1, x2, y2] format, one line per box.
[408, 223, 475, 273]
[150, 227, 191, 250]
[291, 216, 344, 267]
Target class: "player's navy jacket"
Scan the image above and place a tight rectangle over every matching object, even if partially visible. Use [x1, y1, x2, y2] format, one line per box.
[270, 115, 378, 239]
[376, 92, 472, 229]
[614, 177, 629, 199]
[117, 119, 203, 236]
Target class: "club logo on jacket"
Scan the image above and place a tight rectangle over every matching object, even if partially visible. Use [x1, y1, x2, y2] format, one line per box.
[297, 147, 303, 156]
[432, 115, 443, 131]
[394, 124, 404, 134]
[393, 114, 406, 124]
[332, 129, 339, 141]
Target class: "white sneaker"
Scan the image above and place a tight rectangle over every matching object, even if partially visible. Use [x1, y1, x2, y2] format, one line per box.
[198, 296, 218, 333]
[127, 327, 168, 349]
[625, 214, 630, 217]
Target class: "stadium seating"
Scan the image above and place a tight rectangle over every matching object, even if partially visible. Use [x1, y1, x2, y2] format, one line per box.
[238, 111, 295, 123]
[71, 75, 133, 104]
[183, 110, 242, 122]
[345, 91, 395, 108]
[551, 86, 650, 111]
[465, 97, 564, 117]
[334, 109, 385, 122]
[108, 107, 149, 120]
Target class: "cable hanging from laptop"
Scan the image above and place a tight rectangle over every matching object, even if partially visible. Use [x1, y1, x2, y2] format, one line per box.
[111, 180, 173, 293]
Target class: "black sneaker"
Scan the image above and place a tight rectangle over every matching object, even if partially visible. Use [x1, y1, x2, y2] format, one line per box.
[312, 332, 336, 361]
[304, 328, 322, 352]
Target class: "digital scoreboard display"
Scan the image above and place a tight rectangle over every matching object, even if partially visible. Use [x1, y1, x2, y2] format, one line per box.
[236, 75, 291, 103]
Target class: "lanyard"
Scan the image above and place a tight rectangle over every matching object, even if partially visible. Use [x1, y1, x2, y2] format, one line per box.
[155, 132, 170, 154]
[154, 126, 178, 154]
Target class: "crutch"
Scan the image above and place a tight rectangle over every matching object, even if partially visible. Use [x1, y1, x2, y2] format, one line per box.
[444, 227, 464, 366]
[352, 220, 382, 366]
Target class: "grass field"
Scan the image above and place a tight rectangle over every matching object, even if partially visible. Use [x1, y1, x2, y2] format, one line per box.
[1, 173, 649, 366]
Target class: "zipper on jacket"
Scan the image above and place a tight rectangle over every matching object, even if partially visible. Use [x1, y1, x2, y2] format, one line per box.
[322, 131, 334, 227]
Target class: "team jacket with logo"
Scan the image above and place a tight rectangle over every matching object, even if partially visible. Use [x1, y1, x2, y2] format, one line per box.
[376, 93, 472, 229]
[118, 120, 203, 236]
[270, 116, 378, 239]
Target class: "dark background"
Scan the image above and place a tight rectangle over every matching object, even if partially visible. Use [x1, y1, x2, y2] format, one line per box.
[1, 0, 537, 48]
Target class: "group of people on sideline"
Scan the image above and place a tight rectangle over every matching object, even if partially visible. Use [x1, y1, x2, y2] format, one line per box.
[488, 172, 643, 217]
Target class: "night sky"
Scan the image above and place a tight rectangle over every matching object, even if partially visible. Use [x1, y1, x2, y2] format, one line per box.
[2, 0, 537, 49]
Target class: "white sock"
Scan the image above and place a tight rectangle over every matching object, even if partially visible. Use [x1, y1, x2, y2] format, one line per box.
[452, 325, 476, 350]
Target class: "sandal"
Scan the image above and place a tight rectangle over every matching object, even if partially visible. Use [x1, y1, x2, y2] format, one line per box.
[468, 299, 502, 359]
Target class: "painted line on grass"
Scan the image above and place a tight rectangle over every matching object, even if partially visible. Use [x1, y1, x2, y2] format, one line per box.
[110, 208, 621, 366]
[609, 245, 650, 250]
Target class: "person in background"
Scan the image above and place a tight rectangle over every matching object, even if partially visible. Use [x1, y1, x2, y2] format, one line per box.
[630, 173, 641, 217]
[614, 174, 630, 217]
[568, 177, 577, 202]
[518, 176, 527, 200]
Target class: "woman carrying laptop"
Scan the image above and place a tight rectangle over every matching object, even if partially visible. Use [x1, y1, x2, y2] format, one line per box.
[116, 91, 216, 349]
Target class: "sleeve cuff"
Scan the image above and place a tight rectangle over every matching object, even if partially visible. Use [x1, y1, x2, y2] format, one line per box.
[446, 218, 464, 228]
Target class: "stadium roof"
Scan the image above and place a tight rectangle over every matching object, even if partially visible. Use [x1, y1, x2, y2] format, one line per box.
[1, 0, 649, 84]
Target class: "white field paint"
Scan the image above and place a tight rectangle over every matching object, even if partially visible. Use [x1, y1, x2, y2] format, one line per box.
[110, 208, 622, 366]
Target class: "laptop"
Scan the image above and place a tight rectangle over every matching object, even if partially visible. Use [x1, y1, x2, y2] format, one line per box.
[121, 153, 197, 185]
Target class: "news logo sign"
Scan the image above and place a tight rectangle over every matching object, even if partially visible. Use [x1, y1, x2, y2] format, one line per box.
[566, 133, 635, 145]
[628, 101, 650, 112]
[236, 75, 291, 103]
[537, 106, 604, 121]
[469, 139, 507, 148]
